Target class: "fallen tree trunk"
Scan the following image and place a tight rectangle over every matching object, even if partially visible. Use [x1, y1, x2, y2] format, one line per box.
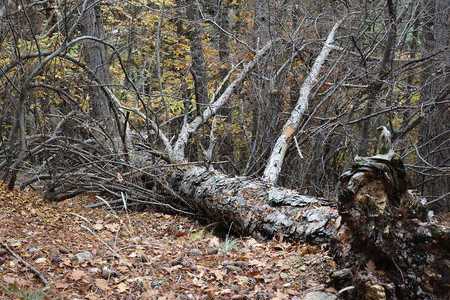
[169, 165, 338, 244]
[12, 134, 448, 299]
[167, 153, 448, 299]
[334, 151, 449, 299]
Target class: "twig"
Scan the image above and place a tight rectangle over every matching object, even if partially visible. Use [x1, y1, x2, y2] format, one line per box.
[425, 192, 450, 206]
[85, 199, 123, 208]
[392, 257, 405, 282]
[1, 242, 50, 289]
[34, 222, 59, 228]
[293, 136, 304, 159]
[70, 212, 121, 258]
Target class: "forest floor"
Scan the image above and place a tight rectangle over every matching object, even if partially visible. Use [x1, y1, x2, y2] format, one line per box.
[0, 182, 338, 299]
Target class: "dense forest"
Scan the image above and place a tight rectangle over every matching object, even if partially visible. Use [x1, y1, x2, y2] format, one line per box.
[1, 0, 448, 208]
[0, 0, 449, 298]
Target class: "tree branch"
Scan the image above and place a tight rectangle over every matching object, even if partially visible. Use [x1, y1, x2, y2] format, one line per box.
[263, 19, 344, 183]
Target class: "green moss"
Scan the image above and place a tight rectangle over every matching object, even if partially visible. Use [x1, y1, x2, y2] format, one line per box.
[430, 225, 441, 239]
[414, 205, 428, 217]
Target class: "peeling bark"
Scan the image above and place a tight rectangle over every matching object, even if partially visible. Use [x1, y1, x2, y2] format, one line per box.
[169, 166, 338, 244]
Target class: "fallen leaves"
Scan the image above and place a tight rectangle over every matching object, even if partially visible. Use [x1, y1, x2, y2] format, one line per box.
[365, 259, 377, 272]
[207, 236, 221, 247]
[71, 269, 86, 281]
[116, 282, 129, 293]
[34, 257, 47, 264]
[95, 278, 108, 290]
[213, 269, 223, 281]
[93, 223, 104, 231]
[54, 281, 69, 289]
[0, 182, 338, 299]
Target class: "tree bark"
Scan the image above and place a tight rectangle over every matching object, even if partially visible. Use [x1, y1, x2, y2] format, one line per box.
[263, 20, 343, 183]
[169, 165, 338, 244]
[0, 0, 12, 44]
[186, 0, 209, 111]
[81, 0, 112, 126]
[216, 2, 230, 82]
[335, 151, 449, 299]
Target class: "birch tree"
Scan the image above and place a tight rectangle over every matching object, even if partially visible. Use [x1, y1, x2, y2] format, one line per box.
[1, 0, 448, 226]
[263, 20, 343, 183]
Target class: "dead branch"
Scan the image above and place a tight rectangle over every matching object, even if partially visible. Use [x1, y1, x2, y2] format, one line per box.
[1, 242, 50, 289]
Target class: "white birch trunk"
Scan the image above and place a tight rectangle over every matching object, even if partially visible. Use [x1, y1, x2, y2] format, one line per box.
[171, 41, 274, 162]
[263, 20, 343, 183]
[94, 40, 273, 163]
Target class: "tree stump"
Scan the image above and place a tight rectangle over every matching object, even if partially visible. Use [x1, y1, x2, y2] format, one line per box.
[335, 150, 449, 299]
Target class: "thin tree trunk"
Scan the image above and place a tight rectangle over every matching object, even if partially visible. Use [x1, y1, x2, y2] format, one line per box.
[216, 2, 230, 83]
[81, 0, 111, 126]
[263, 20, 343, 183]
[186, 0, 209, 111]
[0, 0, 12, 44]
[357, 0, 397, 157]
[246, 0, 283, 176]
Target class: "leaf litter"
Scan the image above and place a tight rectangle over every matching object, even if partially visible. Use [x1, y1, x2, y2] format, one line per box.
[0, 182, 337, 299]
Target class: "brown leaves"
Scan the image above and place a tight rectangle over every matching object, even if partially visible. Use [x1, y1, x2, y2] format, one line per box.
[365, 259, 377, 272]
[95, 278, 108, 290]
[71, 269, 86, 281]
[105, 223, 120, 232]
[0, 181, 337, 299]
[116, 282, 129, 293]
[92, 223, 104, 231]
[213, 269, 223, 281]
[55, 281, 69, 289]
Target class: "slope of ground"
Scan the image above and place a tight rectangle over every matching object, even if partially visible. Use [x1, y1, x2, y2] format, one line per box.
[0, 182, 337, 299]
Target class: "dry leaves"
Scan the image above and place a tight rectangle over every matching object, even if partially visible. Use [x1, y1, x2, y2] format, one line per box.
[0, 182, 337, 299]
[71, 269, 86, 281]
[95, 278, 108, 290]
[365, 259, 377, 272]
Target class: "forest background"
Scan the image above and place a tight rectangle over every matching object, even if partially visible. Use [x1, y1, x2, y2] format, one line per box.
[0, 0, 449, 216]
